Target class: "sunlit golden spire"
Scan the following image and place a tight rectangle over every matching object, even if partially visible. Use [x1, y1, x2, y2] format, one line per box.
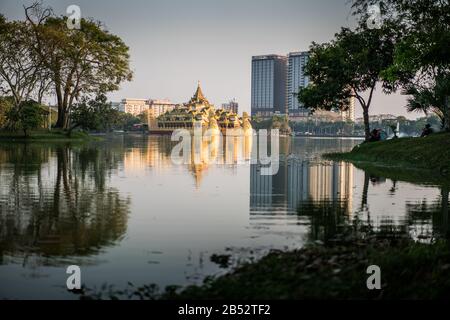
[192, 81, 207, 103]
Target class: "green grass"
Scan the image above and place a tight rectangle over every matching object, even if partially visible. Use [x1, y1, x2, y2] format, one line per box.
[0, 130, 97, 142]
[159, 240, 450, 300]
[325, 132, 450, 173]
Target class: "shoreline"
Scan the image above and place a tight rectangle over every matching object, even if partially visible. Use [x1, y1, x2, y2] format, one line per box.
[324, 132, 450, 175]
[0, 130, 100, 142]
[76, 236, 450, 300]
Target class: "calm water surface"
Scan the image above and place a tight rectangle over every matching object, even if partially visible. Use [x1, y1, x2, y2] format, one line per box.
[0, 135, 448, 299]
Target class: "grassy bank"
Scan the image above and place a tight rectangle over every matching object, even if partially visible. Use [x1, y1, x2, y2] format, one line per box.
[76, 237, 450, 300]
[164, 240, 450, 300]
[325, 132, 450, 174]
[0, 130, 96, 142]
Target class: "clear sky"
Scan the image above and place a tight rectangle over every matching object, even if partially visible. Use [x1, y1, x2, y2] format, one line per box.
[1, 0, 416, 118]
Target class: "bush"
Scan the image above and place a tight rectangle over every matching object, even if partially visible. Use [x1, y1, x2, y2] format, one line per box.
[16, 100, 45, 137]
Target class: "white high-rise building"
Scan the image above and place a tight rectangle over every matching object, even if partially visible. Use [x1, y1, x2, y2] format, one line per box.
[147, 99, 176, 118]
[287, 51, 309, 117]
[119, 99, 149, 116]
[341, 96, 356, 122]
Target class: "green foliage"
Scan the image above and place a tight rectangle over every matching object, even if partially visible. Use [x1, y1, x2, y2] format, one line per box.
[352, 0, 450, 131]
[1, 4, 133, 130]
[15, 100, 45, 137]
[403, 76, 450, 129]
[118, 113, 141, 131]
[0, 15, 44, 110]
[0, 96, 13, 128]
[299, 24, 400, 140]
[24, 3, 132, 129]
[70, 94, 118, 133]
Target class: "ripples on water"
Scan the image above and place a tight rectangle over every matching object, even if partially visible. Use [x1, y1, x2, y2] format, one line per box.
[0, 135, 448, 299]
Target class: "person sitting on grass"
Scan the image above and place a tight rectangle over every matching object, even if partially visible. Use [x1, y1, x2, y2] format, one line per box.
[421, 124, 434, 137]
[369, 129, 381, 142]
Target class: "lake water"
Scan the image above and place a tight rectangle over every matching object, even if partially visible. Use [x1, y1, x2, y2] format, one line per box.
[0, 135, 448, 299]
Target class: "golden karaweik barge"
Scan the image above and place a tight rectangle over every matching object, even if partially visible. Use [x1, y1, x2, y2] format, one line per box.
[148, 82, 252, 134]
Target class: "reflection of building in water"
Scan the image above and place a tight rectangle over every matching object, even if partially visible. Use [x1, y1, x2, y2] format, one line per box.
[308, 162, 353, 206]
[185, 134, 253, 187]
[123, 140, 173, 172]
[123, 134, 252, 187]
[250, 159, 353, 213]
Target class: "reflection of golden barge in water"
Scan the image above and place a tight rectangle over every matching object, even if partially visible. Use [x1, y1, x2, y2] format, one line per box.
[148, 82, 252, 135]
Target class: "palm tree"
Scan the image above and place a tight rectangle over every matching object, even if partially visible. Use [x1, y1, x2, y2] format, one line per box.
[403, 76, 450, 130]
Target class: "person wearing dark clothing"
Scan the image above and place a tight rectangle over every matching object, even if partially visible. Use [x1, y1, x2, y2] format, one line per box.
[421, 124, 434, 137]
[369, 129, 381, 142]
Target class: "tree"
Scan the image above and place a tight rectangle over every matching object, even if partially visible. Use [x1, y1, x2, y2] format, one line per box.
[118, 113, 140, 131]
[68, 94, 105, 135]
[137, 110, 152, 126]
[403, 77, 450, 129]
[69, 94, 124, 135]
[298, 24, 400, 141]
[0, 15, 45, 125]
[352, 0, 450, 131]
[100, 105, 122, 132]
[25, 2, 132, 129]
[15, 100, 44, 137]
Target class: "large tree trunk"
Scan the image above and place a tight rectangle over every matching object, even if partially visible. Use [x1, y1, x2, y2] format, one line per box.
[54, 76, 65, 129]
[53, 72, 69, 129]
[362, 105, 371, 141]
[55, 105, 70, 129]
[55, 106, 65, 128]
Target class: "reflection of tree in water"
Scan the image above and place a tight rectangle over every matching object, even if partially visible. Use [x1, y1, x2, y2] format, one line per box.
[297, 199, 351, 243]
[0, 142, 130, 262]
[405, 187, 450, 240]
[298, 169, 450, 243]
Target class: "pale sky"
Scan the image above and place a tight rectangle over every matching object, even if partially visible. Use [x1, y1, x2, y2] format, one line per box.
[1, 0, 417, 119]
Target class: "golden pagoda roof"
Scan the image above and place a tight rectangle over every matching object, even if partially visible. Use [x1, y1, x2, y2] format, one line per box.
[189, 81, 210, 106]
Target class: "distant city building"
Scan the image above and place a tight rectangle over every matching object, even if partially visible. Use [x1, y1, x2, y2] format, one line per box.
[119, 98, 149, 116]
[341, 96, 356, 122]
[147, 99, 176, 118]
[221, 99, 239, 114]
[251, 55, 287, 118]
[119, 98, 176, 118]
[110, 102, 121, 110]
[356, 114, 397, 124]
[252, 51, 358, 123]
[287, 52, 309, 117]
